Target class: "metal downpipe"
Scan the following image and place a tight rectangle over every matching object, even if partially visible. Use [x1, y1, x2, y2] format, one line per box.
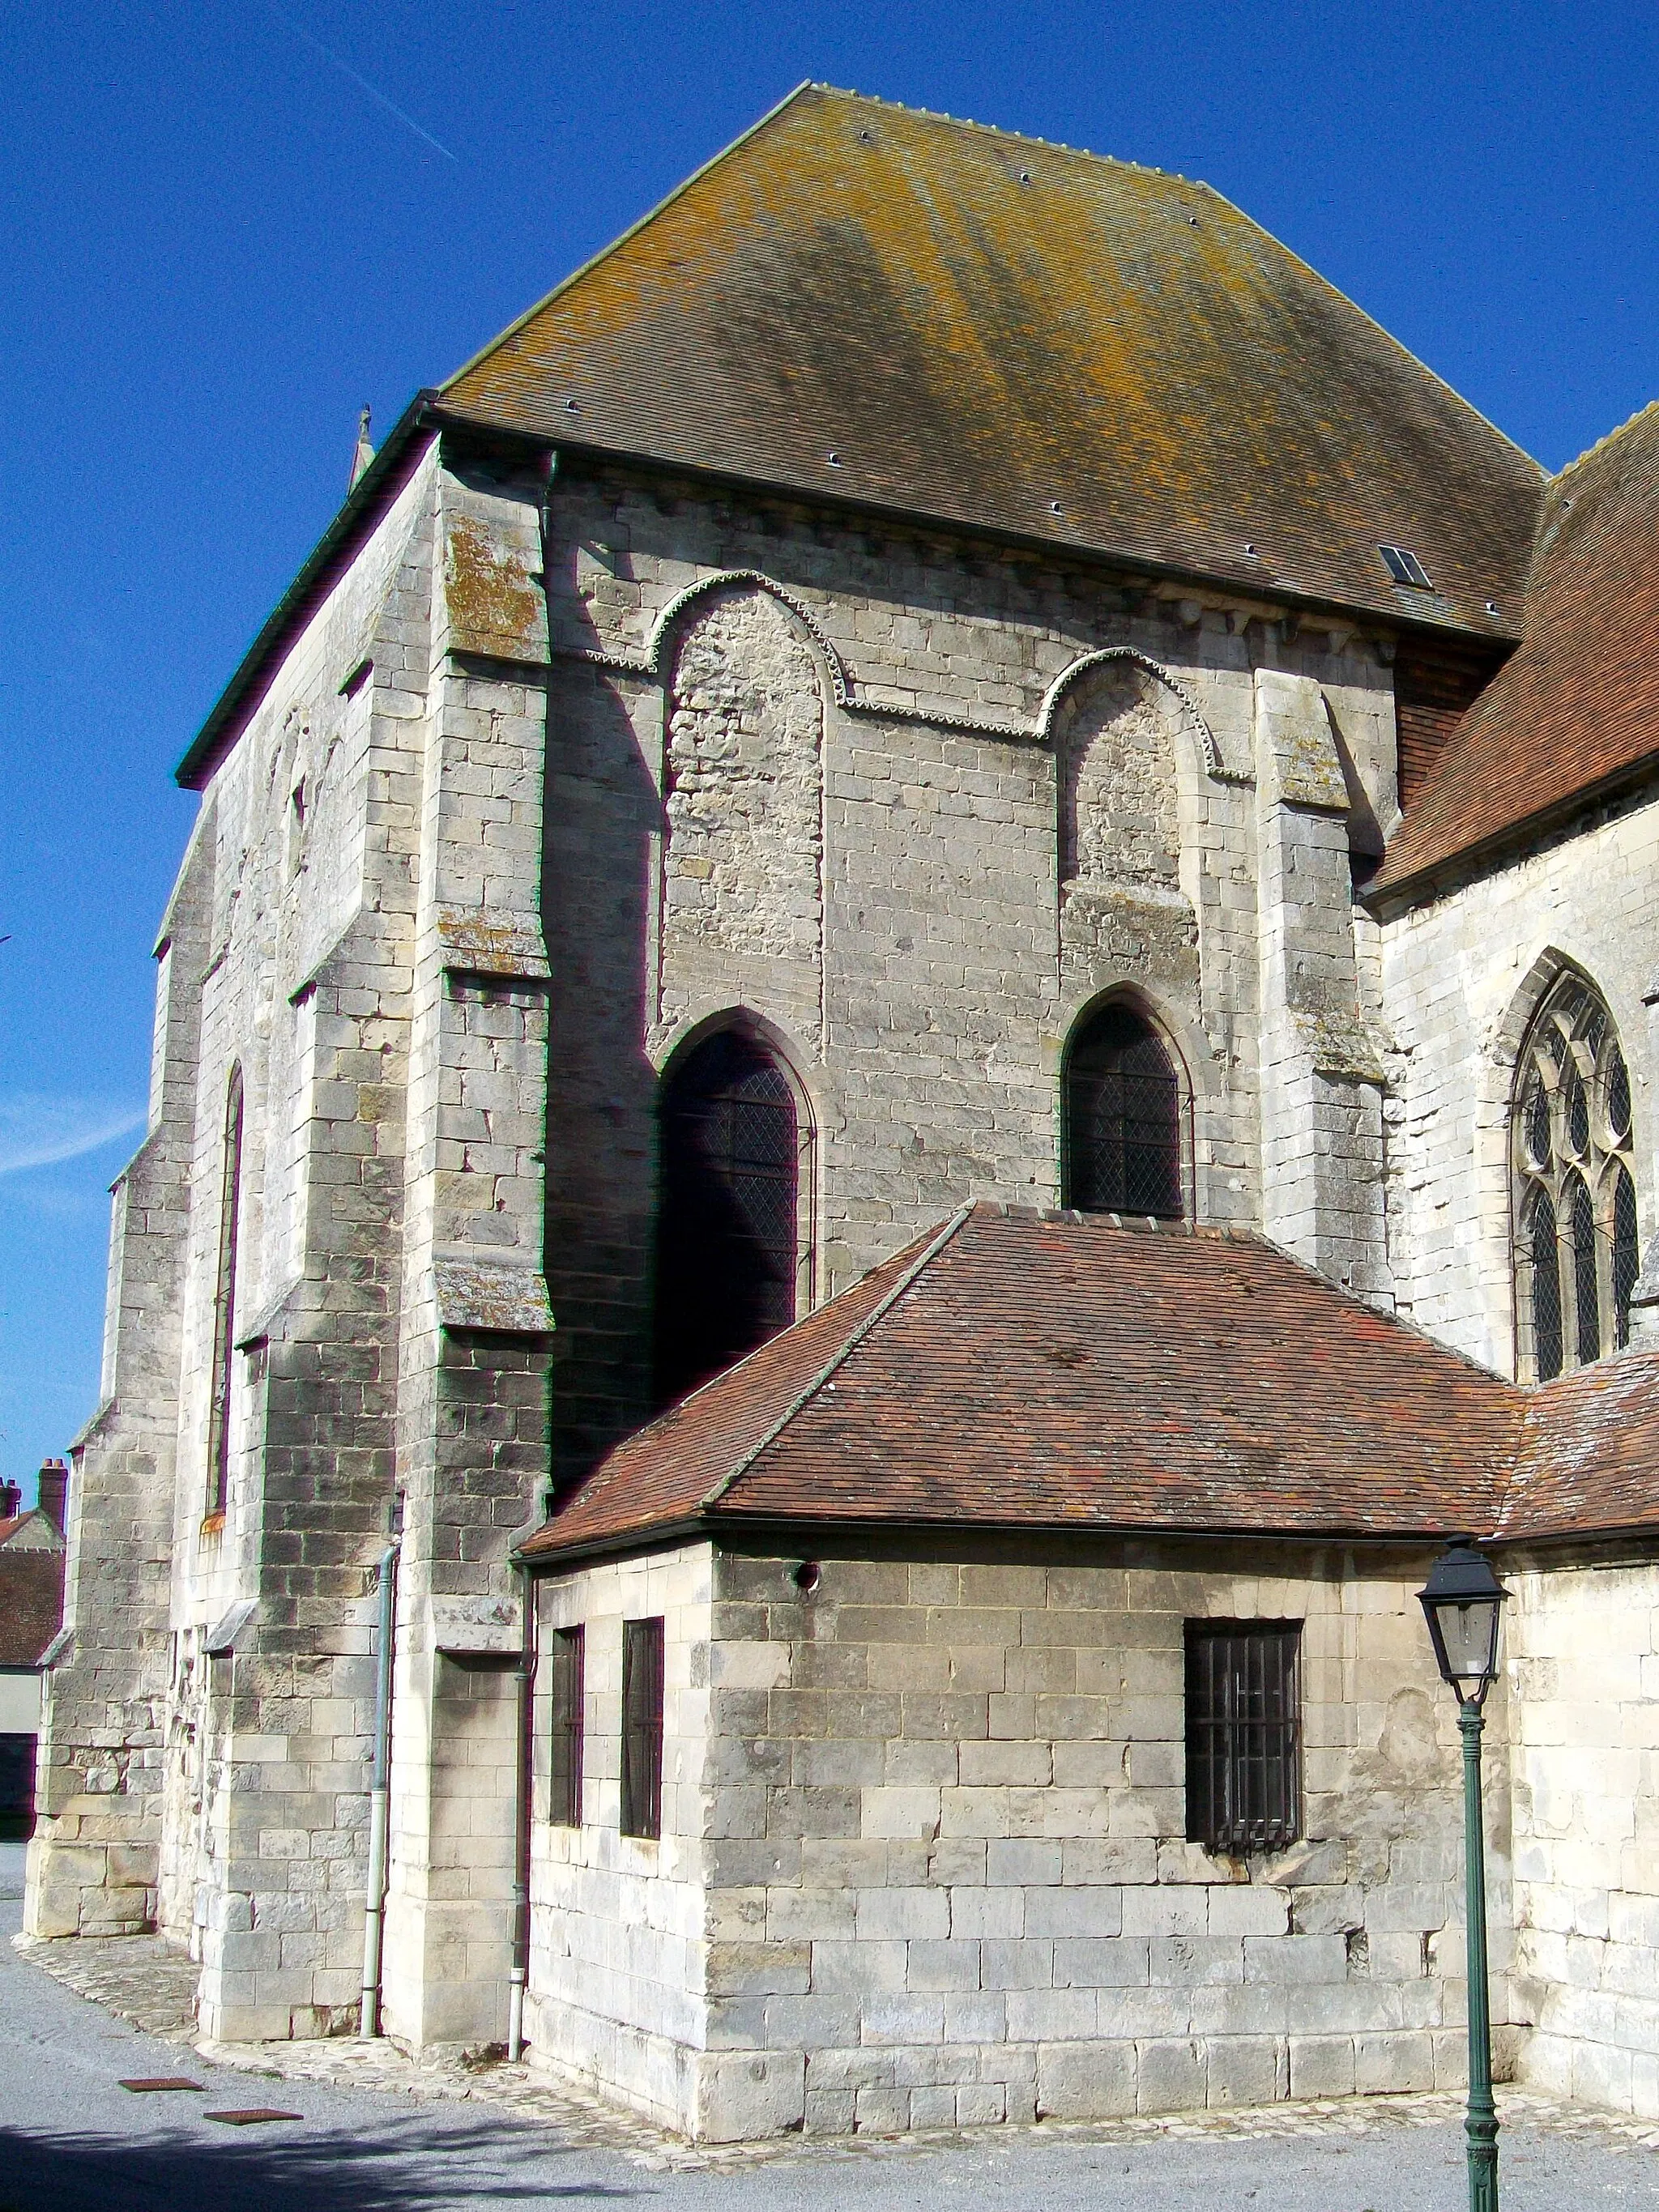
[359, 1539, 399, 2038]
[507, 1560, 536, 2062]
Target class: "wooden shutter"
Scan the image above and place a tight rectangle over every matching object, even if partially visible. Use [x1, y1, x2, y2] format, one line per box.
[1185, 1622, 1302, 1854]
[621, 1617, 665, 1839]
[549, 1626, 584, 1827]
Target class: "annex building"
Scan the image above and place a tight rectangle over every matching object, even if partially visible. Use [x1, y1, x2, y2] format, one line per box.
[27, 84, 1659, 2141]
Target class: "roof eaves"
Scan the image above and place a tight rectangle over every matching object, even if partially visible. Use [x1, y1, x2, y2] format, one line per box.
[1367, 742, 1659, 915]
[437, 417, 1523, 646]
[174, 389, 442, 791]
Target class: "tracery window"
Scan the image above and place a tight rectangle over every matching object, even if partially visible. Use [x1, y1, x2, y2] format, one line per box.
[1063, 1001, 1185, 1219]
[1513, 975, 1640, 1381]
[655, 1028, 808, 1408]
[206, 1066, 245, 1520]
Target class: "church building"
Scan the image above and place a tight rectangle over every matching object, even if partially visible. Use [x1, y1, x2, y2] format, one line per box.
[27, 84, 1659, 2142]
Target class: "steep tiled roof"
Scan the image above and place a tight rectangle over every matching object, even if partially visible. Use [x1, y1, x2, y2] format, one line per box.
[445, 85, 1540, 637]
[0, 1549, 64, 1670]
[1375, 403, 1659, 901]
[523, 1205, 1525, 1558]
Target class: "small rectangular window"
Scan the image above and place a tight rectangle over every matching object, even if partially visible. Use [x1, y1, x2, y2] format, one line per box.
[548, 1625, 584, 1827]
[1185, 1621, 1302, 1854]
[621, 1617, 665, 1841]
[1379, 543, 1434, 590]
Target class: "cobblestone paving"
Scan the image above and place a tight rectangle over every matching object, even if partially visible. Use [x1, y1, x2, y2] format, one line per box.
[18, 1925, 1659, 2179]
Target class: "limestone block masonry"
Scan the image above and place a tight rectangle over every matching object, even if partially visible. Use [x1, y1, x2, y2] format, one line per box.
[527, 1541, 1513, 2142]
[33, 416, 1659, 2131]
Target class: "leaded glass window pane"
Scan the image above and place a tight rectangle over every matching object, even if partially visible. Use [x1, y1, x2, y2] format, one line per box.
[1527, 1189, 1563, 1382]
[1615, 1166, 1640, 1350]
[1513, 974, 1640, 1382]
[1568, 1172, 1600, 1366]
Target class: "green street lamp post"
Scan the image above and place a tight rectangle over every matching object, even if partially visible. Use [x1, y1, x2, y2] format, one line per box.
[1418, 1536, 1510, 2212]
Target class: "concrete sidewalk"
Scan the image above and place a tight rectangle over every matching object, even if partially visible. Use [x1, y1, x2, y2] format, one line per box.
[6, 1884, 1659, 2209]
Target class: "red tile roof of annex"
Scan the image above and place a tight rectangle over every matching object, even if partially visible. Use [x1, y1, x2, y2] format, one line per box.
[522, 1205, 1585, 1562]
[1375, 402, 1659, 901]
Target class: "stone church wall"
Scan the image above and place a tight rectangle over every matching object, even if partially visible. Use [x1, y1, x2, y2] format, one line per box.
[539, 458, 1401, 1489]
[527, 1538, 1511, 2141]
[1378, 794, 1659, 1374]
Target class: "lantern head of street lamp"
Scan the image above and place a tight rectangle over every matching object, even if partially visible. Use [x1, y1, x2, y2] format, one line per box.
[1418, 1536, 1509, 1708]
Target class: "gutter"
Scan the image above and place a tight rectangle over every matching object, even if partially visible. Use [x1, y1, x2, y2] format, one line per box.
[516, 1508, 1505, 1574]
[446, 412, 1526, 654]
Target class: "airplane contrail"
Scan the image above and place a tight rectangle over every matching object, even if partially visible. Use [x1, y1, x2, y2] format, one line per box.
[265, 4, 458, 162]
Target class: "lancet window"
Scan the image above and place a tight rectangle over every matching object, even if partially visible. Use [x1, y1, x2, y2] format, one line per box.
[206, 1065, 245, 1519]
[655, 1028, 809, 1408]
[1513, 974, 1640, 1381]
[1063, 1001, 1185, 1219]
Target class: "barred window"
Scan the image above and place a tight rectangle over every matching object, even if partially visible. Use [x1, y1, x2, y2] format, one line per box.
[1064, 1002, 1184, 1218]
[1186, 1622, 1302, 1855]
[1514, 975, 1640, 1380]
[206, 1066, 245, 1520]
[548, 1626, 584, 1828]
[655, 1029, 807, 1407]
[621, 1617, 665, 1841]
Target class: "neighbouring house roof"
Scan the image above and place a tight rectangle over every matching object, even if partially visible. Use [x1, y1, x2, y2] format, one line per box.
[0, 1509, 66, 1554]
[1375, 402, 1659, 902]
[0, 1549, 65, 1671]
[522, 1204, 1534, 1561]
[444, 84, 1541, 640]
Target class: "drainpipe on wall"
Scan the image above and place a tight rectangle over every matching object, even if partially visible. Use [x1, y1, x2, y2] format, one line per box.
[507, 1559, 536, 2062]
[359, 1538, 399, 2038]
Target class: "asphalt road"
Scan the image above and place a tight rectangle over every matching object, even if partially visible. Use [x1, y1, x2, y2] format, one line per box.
[2, 1848, 1657, 2210]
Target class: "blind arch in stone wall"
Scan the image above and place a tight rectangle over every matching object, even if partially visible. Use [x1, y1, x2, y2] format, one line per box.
[661, 585, 826, 975]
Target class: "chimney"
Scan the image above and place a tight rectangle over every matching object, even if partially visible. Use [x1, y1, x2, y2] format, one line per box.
[37, 1459, 67, 1532]
[0, 1482, 19, 1521]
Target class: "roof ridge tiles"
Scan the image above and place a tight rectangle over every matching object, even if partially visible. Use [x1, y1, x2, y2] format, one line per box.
[805, 81, 1176, 177]
[1551, 396, 1659, 488]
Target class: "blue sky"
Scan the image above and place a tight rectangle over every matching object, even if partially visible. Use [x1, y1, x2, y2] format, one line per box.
[3, 0, 1658, 1503]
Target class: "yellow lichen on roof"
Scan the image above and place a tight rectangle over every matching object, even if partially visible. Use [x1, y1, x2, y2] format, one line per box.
[443, 84, 1541, 633]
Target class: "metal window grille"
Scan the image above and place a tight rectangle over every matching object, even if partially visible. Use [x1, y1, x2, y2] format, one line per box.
[655, 1031, 800, 1406]
[206, 1068, 245, 1519]
[548, 1626, 584, 1828]
[1064, 1004, 1183, 1218]
[1185, 1622, 1302, 1855]
[621, 1617, 665, 1841]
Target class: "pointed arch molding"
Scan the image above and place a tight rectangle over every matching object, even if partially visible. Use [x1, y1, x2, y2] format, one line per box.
[1037, 647, 1225, 777]
[555, 571, 1231, 773]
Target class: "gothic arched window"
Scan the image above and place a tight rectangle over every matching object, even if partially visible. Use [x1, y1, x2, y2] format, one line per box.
[207, 1065, 245, 1519]
[655, 1029, 808, 1408]
[1063, 1002, 1184, 1219]
[1514, 975, 1639, 1380]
